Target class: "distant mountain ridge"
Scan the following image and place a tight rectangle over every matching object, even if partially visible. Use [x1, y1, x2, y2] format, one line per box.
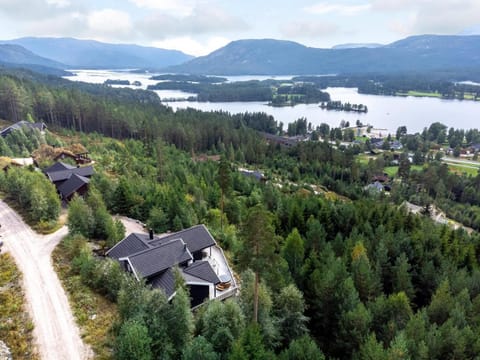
[0, 43, 65, 68]
[2, 37, 194, 69]
[167, 35, 480, 76]
[0, 43, 69, 75]
[332, 43, 383, 49]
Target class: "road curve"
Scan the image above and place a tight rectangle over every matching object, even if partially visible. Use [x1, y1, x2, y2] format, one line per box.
[0, 200, 92, 360]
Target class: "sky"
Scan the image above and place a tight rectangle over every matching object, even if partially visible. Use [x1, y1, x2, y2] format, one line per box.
[1, 0, 480, 56]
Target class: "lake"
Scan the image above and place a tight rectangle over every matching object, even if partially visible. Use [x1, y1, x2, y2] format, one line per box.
[65, 70, 480, 134]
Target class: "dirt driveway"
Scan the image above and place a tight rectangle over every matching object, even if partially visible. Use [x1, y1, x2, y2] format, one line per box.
[0, 200, 92, 360]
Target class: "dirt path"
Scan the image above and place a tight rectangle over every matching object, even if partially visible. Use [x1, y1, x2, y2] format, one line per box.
[0, 200, 92, 360]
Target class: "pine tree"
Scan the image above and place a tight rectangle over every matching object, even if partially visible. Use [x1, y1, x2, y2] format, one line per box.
[239, 205, 278, 323]
[217, 155, 232, 231]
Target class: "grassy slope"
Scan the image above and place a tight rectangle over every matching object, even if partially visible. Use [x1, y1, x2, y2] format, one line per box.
[52, 243, 117, 360]
[0, 253, 38, 359]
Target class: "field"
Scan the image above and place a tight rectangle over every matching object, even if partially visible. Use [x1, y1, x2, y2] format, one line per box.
[383, 165, 424, 177]
[397, 90, 442, 98]
[397, 90, 479, 101]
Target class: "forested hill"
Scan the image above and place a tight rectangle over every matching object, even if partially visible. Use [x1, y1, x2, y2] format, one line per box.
[0, 43, 66, 70]
[167, 35, 480, 76]
[3, 66, 480, 359]
[2, 37, 194, 69]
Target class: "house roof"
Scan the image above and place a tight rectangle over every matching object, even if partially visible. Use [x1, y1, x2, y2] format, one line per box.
[43, 161, 77, 174]
[239, 170, 264, 181]
[150, 224, 216, 253]
[182, 271, 212, 286]
[372, 174, 389, 183]
[149, 268, 176, 298]
[0, 121, 46, 137]
[47, 165, 94, 182]
[127, 239, 192, 278]
[183, 261, 220, 284]
[365, 181, 384, 192]
[106, 233, 151, 260]
[57, 174, 90, 199]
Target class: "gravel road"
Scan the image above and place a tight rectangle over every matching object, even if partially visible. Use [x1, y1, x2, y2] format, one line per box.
[0, 200, 92, 360]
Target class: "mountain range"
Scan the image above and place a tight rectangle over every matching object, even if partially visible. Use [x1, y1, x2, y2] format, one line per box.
[167, 35, 480, 75]
[1, 35, 480, 77]
[0, 37, 194, 69]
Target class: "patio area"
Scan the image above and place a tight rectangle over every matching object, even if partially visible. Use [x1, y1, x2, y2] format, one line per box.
[204, 245, 238, 301]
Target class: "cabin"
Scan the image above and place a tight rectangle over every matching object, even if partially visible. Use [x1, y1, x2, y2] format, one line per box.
[239, 168, 266, 182]
[57, 174, 90, 201]
[0, 121, 47, 137]
[53, 151, 92, 165]
[261, 132, 300, 147]
[44, 161, 94, 200]
[106, 225, 238, 307]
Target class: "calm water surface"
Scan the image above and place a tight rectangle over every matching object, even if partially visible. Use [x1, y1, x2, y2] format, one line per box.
[65, 70, 480, 134]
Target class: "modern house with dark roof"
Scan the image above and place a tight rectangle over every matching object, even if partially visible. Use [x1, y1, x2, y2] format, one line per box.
[44, 161, 94, 201]
[0, 121, 47, 137]
[56, 174, 90, 201]
[46, 165, 94, 186]
[106, 224, 238, 307]
[44, 161, 76, 173]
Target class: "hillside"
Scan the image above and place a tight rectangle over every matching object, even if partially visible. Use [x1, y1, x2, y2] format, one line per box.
[2, 66, 480, 360]
[167, 35, 480, 76]
[0, 43, 65, 68]
[2, 37, 194, 69]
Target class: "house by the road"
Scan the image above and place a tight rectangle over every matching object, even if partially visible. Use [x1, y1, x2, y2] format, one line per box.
[106, 224, 238, 307]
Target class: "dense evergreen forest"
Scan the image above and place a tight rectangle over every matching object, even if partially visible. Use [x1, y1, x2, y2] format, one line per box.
[294, 74, 480, 100]
[1, 68, 480, 359]
[148, 79, 330, 104]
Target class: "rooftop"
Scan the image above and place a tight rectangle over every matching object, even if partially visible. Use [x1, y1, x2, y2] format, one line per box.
[125, 239, 192, 278]
[150, 224, 216, 253]
[57, 174, 90, 199]
[46, 165, 94, 183]
[106, 233, 151, 260]
[43, 161, 76, 174]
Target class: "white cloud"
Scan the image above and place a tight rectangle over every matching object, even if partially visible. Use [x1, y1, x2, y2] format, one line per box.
[138, 6, 248, 39]
[0, 0, 82, 19]
[87, 9, 134, 41]
[128, 0, 194, 16]
[23, 12, 86, 38]
[305, 2, 371, 16]
[281, 20, 339, 38]
[370, 0, 480, 35]
[46, 0, 70, 8]
[152, 36, 230, 56]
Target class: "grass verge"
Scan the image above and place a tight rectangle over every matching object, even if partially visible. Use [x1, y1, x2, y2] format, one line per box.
[0, 253, 38, 359]
[52, 241, 117, 360]
[0, 196, 61, 235]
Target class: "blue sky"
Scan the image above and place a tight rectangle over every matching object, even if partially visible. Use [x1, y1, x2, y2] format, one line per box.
[1, 0, 480, 56]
